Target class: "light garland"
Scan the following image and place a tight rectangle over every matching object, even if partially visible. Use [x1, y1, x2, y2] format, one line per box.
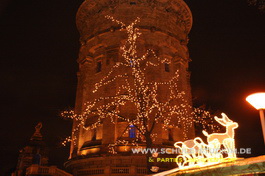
[61, 17, 221, 155]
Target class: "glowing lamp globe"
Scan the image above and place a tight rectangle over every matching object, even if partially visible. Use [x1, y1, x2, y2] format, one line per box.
[246, 92, 265, 144]
[246, 93, 265, 110]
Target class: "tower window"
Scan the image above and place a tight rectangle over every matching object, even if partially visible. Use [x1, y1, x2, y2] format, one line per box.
[129, 125, 136, 138]
[96, 61, 102, 73]
[165, 63, 170, 72]
[168, 129, 173, 141]
[130, 2, 136, 5]
[129, 59, 135, 67]
[33, 153, 41, 165]
[92, 129, 97, 141]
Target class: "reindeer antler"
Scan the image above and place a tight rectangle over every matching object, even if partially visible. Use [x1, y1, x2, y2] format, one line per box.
[214, 113, 233, 127]
[221, 113, 232, 123]
[214, 116, 226, 127]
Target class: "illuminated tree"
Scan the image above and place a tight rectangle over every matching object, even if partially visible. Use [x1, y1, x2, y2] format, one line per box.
[61, 16, 219, 173]
[193, 106, 221, 136]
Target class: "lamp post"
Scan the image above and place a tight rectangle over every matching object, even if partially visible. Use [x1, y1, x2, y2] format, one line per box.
[246, 92, 265, 144]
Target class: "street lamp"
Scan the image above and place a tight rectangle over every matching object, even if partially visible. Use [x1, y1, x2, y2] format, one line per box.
[246, 92, 265, 144]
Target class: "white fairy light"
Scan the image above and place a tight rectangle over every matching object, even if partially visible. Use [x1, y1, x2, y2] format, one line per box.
[60, 17, 220, 153]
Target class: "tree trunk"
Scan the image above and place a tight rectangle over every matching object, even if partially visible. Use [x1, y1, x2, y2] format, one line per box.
[145, 133, 156, 174]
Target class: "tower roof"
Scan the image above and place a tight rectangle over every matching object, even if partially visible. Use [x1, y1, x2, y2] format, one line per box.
[76, 0, 192, 41]
[30, 122, 43, 141]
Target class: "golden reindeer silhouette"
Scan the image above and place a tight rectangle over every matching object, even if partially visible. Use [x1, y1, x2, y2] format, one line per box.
[203, 113, 238, 158]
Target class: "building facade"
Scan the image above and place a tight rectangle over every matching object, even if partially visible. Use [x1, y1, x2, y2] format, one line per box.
[65, 0, 194, 175]
[12, 123, 49, 176]
[12, 123, 72, 176]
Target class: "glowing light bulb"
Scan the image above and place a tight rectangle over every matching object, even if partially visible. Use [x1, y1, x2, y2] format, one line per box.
[246, 92, 265, 110]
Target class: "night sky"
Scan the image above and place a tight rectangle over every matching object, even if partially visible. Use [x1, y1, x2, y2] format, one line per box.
[0, 0, 264, 175]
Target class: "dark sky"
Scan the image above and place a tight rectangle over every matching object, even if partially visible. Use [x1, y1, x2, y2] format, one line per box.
[0, 0, 264, 175]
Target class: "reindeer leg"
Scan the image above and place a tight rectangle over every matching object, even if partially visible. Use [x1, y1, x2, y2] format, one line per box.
[227, 138, 236, 158]
[208, 139, 221, 161]
[223, 138, 236, 158]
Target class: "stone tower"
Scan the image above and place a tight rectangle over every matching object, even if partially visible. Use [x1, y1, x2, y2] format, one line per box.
[65, 0, 194, 175]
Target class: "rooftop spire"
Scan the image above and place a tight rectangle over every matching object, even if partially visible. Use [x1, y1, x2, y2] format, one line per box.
[31, 122, 43, 140]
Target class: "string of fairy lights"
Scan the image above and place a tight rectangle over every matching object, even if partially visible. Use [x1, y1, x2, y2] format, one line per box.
[61, 16, 221, 153]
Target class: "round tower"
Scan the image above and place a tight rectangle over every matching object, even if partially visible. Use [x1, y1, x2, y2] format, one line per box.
[65, 0, 194, 175]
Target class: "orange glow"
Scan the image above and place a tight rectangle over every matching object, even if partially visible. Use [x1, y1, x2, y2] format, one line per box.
[246, 92, 265, 110]
[174, 113, 238, 169]
[80, 148, 100, 155]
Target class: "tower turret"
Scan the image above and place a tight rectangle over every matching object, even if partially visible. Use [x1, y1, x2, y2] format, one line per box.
[13, 123, 49, 176]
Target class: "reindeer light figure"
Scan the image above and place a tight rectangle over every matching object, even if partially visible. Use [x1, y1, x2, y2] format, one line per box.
[175, 137, 208, 168]
[203, 113, 238, 158]
[174, 113, 239, 169]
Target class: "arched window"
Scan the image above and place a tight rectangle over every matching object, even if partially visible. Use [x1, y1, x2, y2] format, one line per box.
[32, 153, 41, 165]
[129, 125, 136, 138]
[92, 129, 97, 141]
[165, 63, 170, 72]
[168, 128, 173, 141]
[96, 61, 102, 73]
